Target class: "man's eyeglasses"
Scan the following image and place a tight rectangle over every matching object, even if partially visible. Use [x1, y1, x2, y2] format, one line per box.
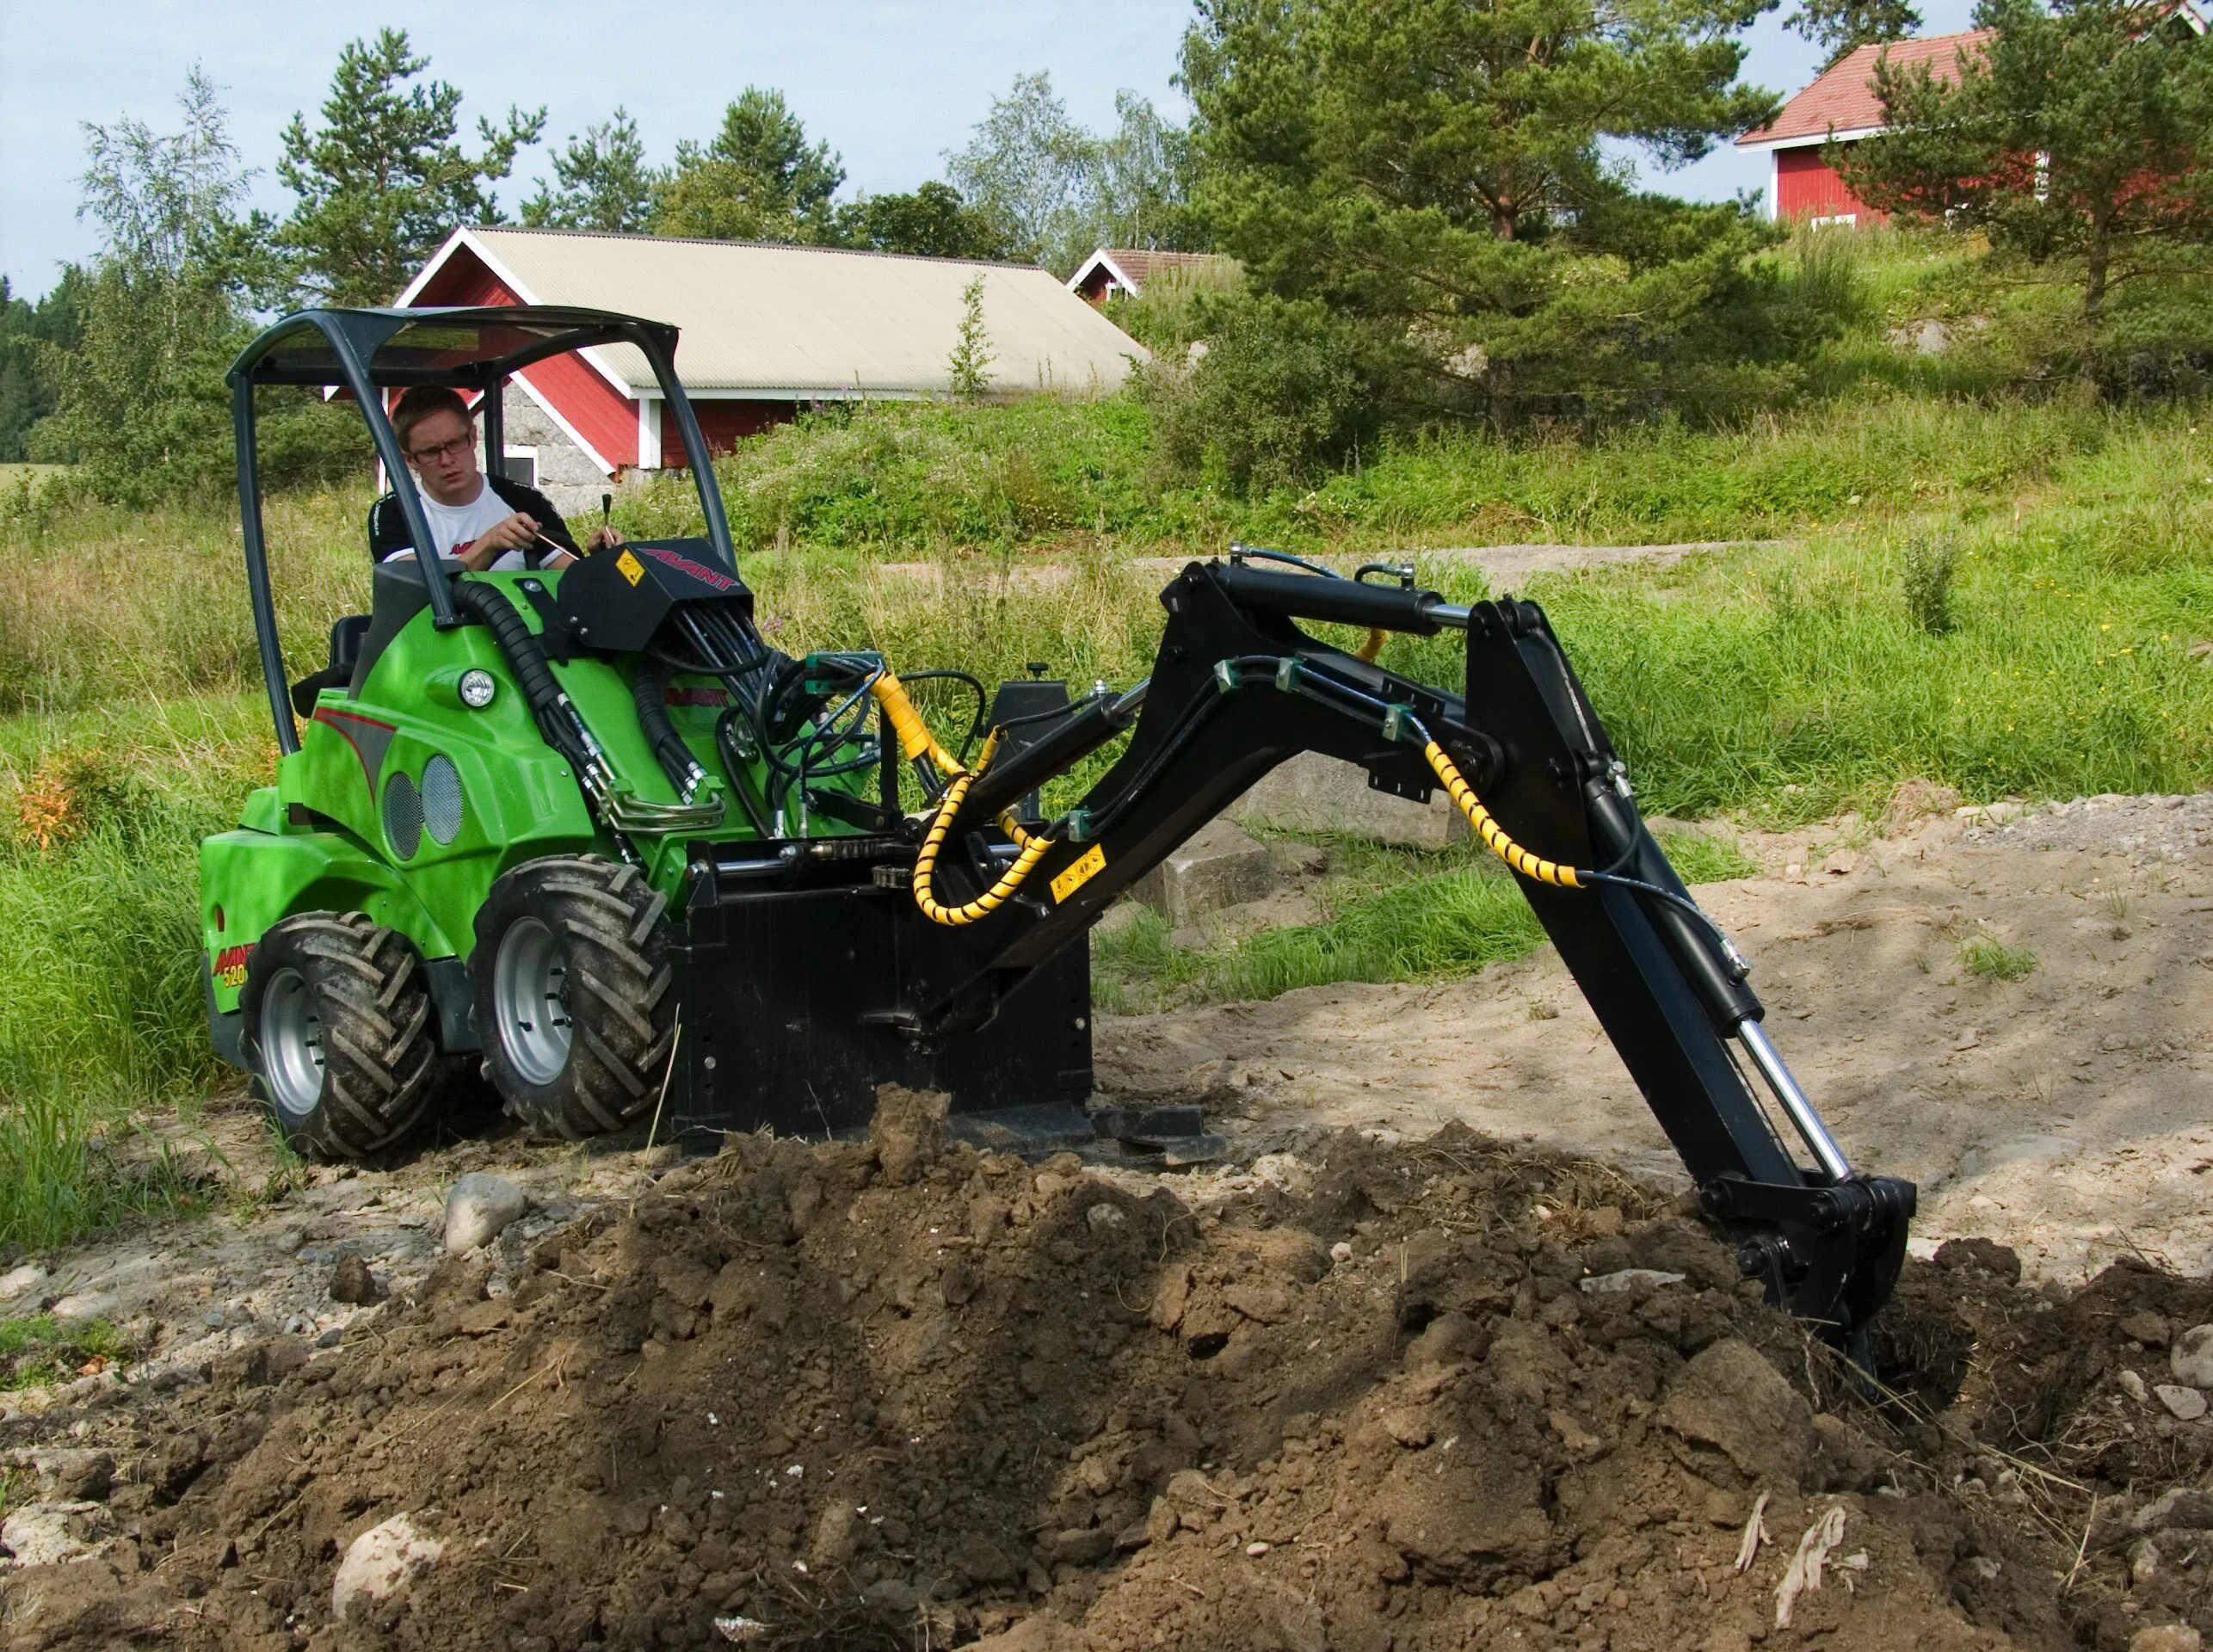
[406, 433, 475, 465]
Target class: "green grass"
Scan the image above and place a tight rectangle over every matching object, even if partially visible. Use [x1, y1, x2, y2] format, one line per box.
[1094, 825, 1759, 1011]
[1958, 929, 2038, 982]
[0, 1312, 133, 1390]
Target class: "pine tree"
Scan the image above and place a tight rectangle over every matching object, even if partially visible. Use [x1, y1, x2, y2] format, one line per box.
[653, 89, 845, 243]
[1788, 0, 1924, 66]
[1180, 0, 1785, 425]
[1841, 0, 2213, 328]
[522, 109, 660, 233]
[272, 29, 544, 304]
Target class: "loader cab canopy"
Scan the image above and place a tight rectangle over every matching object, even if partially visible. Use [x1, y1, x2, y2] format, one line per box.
[229, 305, 739, 755]
[231, 307, 669, 391]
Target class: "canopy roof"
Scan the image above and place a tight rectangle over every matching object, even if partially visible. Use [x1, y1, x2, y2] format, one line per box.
[229, 305, 680, 390]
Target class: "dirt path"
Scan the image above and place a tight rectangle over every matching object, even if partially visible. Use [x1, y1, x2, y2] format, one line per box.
[1100, 793, 2213, 1285]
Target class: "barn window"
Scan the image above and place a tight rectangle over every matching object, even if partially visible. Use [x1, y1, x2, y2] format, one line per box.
[1809, 213, 1858, 230]
[501, 447, 538, 488]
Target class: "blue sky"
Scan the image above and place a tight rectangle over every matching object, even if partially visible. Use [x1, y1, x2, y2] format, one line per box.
[0, 0, 1981, 299]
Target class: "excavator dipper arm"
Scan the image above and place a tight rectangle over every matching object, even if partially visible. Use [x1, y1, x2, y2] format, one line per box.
[909, 558, 1914, 1338]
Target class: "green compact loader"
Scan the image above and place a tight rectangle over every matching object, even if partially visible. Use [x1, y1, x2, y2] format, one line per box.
[206, 304, 1914, 1341]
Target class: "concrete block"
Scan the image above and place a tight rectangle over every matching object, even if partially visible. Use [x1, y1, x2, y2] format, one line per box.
[1130, 820, 1279, 926]
[1230, 751, 1468, 849]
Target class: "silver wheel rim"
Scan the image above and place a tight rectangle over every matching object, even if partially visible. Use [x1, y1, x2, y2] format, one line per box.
[494, 916, 570, 1086]
[261, 967, 326, 1118]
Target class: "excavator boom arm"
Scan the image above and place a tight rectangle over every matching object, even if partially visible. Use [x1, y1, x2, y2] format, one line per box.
[914, 559, 1914, 1337]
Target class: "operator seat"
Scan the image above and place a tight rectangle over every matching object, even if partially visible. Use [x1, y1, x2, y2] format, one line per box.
[289, 615, 371, 718]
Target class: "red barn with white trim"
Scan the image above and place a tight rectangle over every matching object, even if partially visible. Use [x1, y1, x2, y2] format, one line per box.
[1735, 31, 1993, 225]
[395, 227, 1147, 512]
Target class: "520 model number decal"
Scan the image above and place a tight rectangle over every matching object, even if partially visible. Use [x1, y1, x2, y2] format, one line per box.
[212, 943, 254, 990]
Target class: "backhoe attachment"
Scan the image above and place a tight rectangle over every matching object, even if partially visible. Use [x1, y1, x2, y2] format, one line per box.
[669, 554, 1914, 1339]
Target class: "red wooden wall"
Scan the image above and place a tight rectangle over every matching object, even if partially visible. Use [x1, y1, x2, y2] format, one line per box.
[661, 400, 796, 468]
[1775, 145, 1883, 224]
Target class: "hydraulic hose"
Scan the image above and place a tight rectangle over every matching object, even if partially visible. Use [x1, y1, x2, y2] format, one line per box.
[911, 763, 1054, 926]
[632, 656, 709, 802]
[871, 672, 966, 777]
[447, 578, 595, 779]
[1420, 739, 1583, 889]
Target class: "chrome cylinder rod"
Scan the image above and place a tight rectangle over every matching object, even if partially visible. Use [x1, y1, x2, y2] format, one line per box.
[1737, 1020, 1852, 1182]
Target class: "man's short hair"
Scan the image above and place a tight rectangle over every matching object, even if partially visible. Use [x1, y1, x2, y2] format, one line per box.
[391, 385, 474, 456]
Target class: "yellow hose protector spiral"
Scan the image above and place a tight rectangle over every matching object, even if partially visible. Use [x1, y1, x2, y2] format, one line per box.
[912, 767, 1054, 926]
[870, 674, 965, 776]
[1422, 740, 1582, 890]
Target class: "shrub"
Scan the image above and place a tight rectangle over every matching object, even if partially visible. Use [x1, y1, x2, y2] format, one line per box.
[1135, 293, 1374, 496]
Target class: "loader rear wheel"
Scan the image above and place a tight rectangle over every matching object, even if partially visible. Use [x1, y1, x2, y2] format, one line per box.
[472, 856, 675, 1140]
[241, 913, 437, 1160]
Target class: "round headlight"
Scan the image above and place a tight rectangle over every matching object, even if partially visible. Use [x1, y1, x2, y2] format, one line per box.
[458, 669, 497, 709]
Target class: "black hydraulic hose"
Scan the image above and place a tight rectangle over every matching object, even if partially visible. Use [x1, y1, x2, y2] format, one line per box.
[631, 654, 703, 800]
[447, 578, 594, 778]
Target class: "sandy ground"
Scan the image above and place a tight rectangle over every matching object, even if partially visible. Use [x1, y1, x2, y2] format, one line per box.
[1101, 792, 2213, 1286]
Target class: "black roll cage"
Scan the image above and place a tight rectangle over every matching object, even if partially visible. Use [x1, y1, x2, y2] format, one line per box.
[227, 304, 739, 754]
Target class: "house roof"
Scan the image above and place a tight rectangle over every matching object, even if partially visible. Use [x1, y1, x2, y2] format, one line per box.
[398, 227, 1147, 399]
[1736, 29, 1994, 147]
[1067, 248, 1224, 295]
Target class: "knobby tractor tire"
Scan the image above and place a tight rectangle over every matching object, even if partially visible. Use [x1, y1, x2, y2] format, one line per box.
[240, 912, 438, 1161]
[472, 856, 675, 1141]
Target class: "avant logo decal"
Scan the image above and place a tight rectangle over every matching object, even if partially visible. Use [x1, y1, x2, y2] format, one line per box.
[213, 943, 254, 990]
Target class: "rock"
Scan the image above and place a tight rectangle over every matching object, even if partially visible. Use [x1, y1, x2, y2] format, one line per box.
[0, 1264, 46, 1303]
[2119, 1370, 2149, 1404]
[1577, 1268, 1686, 1295]
[1657, 1340, 1815, 1486]
[29, 1449, 114, 1502]
[2154, 1384, 2206, 1421]
[2169, 1324, 2213, 1387]
[0, 1501, 111, 1567]
[332, 1513, 443, 1618]
[48, 1291, 117, 1322]
[329, 1254, 385, 1305]
[1129, 819, 1279, 925]
[2130, 1627, 2202, 1652]
[1231, 751, 1468, 849]
[2130, 1538, 2161, 1586]
[1330, 1242, 1353, 1267]
[2120, 1310, 2172, 1348]
[2130, 1487, 2213, 1532]
[442, 1174, 529, 1254]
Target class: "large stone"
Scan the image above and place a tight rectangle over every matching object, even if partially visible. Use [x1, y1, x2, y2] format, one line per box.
[1129, 820, 1279, 926]
[2170, 1324, 2213, 1388]
[442, 1174, 528, 1254]
[332, 1513, 442, 1618]
[0, 1501, 112, 1568]
[1231, 752, 1468, 849]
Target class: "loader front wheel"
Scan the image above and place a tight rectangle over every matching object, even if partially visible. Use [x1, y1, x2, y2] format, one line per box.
[241, 913, 437, 1160]
[473, 857, 675, 1140]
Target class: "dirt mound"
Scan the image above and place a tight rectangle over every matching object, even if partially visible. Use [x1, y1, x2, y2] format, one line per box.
[3, 1113, 2208, 1650]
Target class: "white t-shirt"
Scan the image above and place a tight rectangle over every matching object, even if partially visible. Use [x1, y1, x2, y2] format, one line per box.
[379, 481, 539, 570]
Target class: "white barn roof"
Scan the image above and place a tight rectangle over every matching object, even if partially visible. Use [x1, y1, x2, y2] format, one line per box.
[398, 227, 1146, 400]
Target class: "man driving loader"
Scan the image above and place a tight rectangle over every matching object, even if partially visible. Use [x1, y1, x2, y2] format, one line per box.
[369, 385, 624, 571]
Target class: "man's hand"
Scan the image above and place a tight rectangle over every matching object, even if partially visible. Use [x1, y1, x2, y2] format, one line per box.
[470, 512, 541, 564]
[585, 525, 626, 553]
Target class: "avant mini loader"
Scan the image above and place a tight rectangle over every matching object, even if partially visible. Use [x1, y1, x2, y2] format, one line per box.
[205, 305, 1914, 1339]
